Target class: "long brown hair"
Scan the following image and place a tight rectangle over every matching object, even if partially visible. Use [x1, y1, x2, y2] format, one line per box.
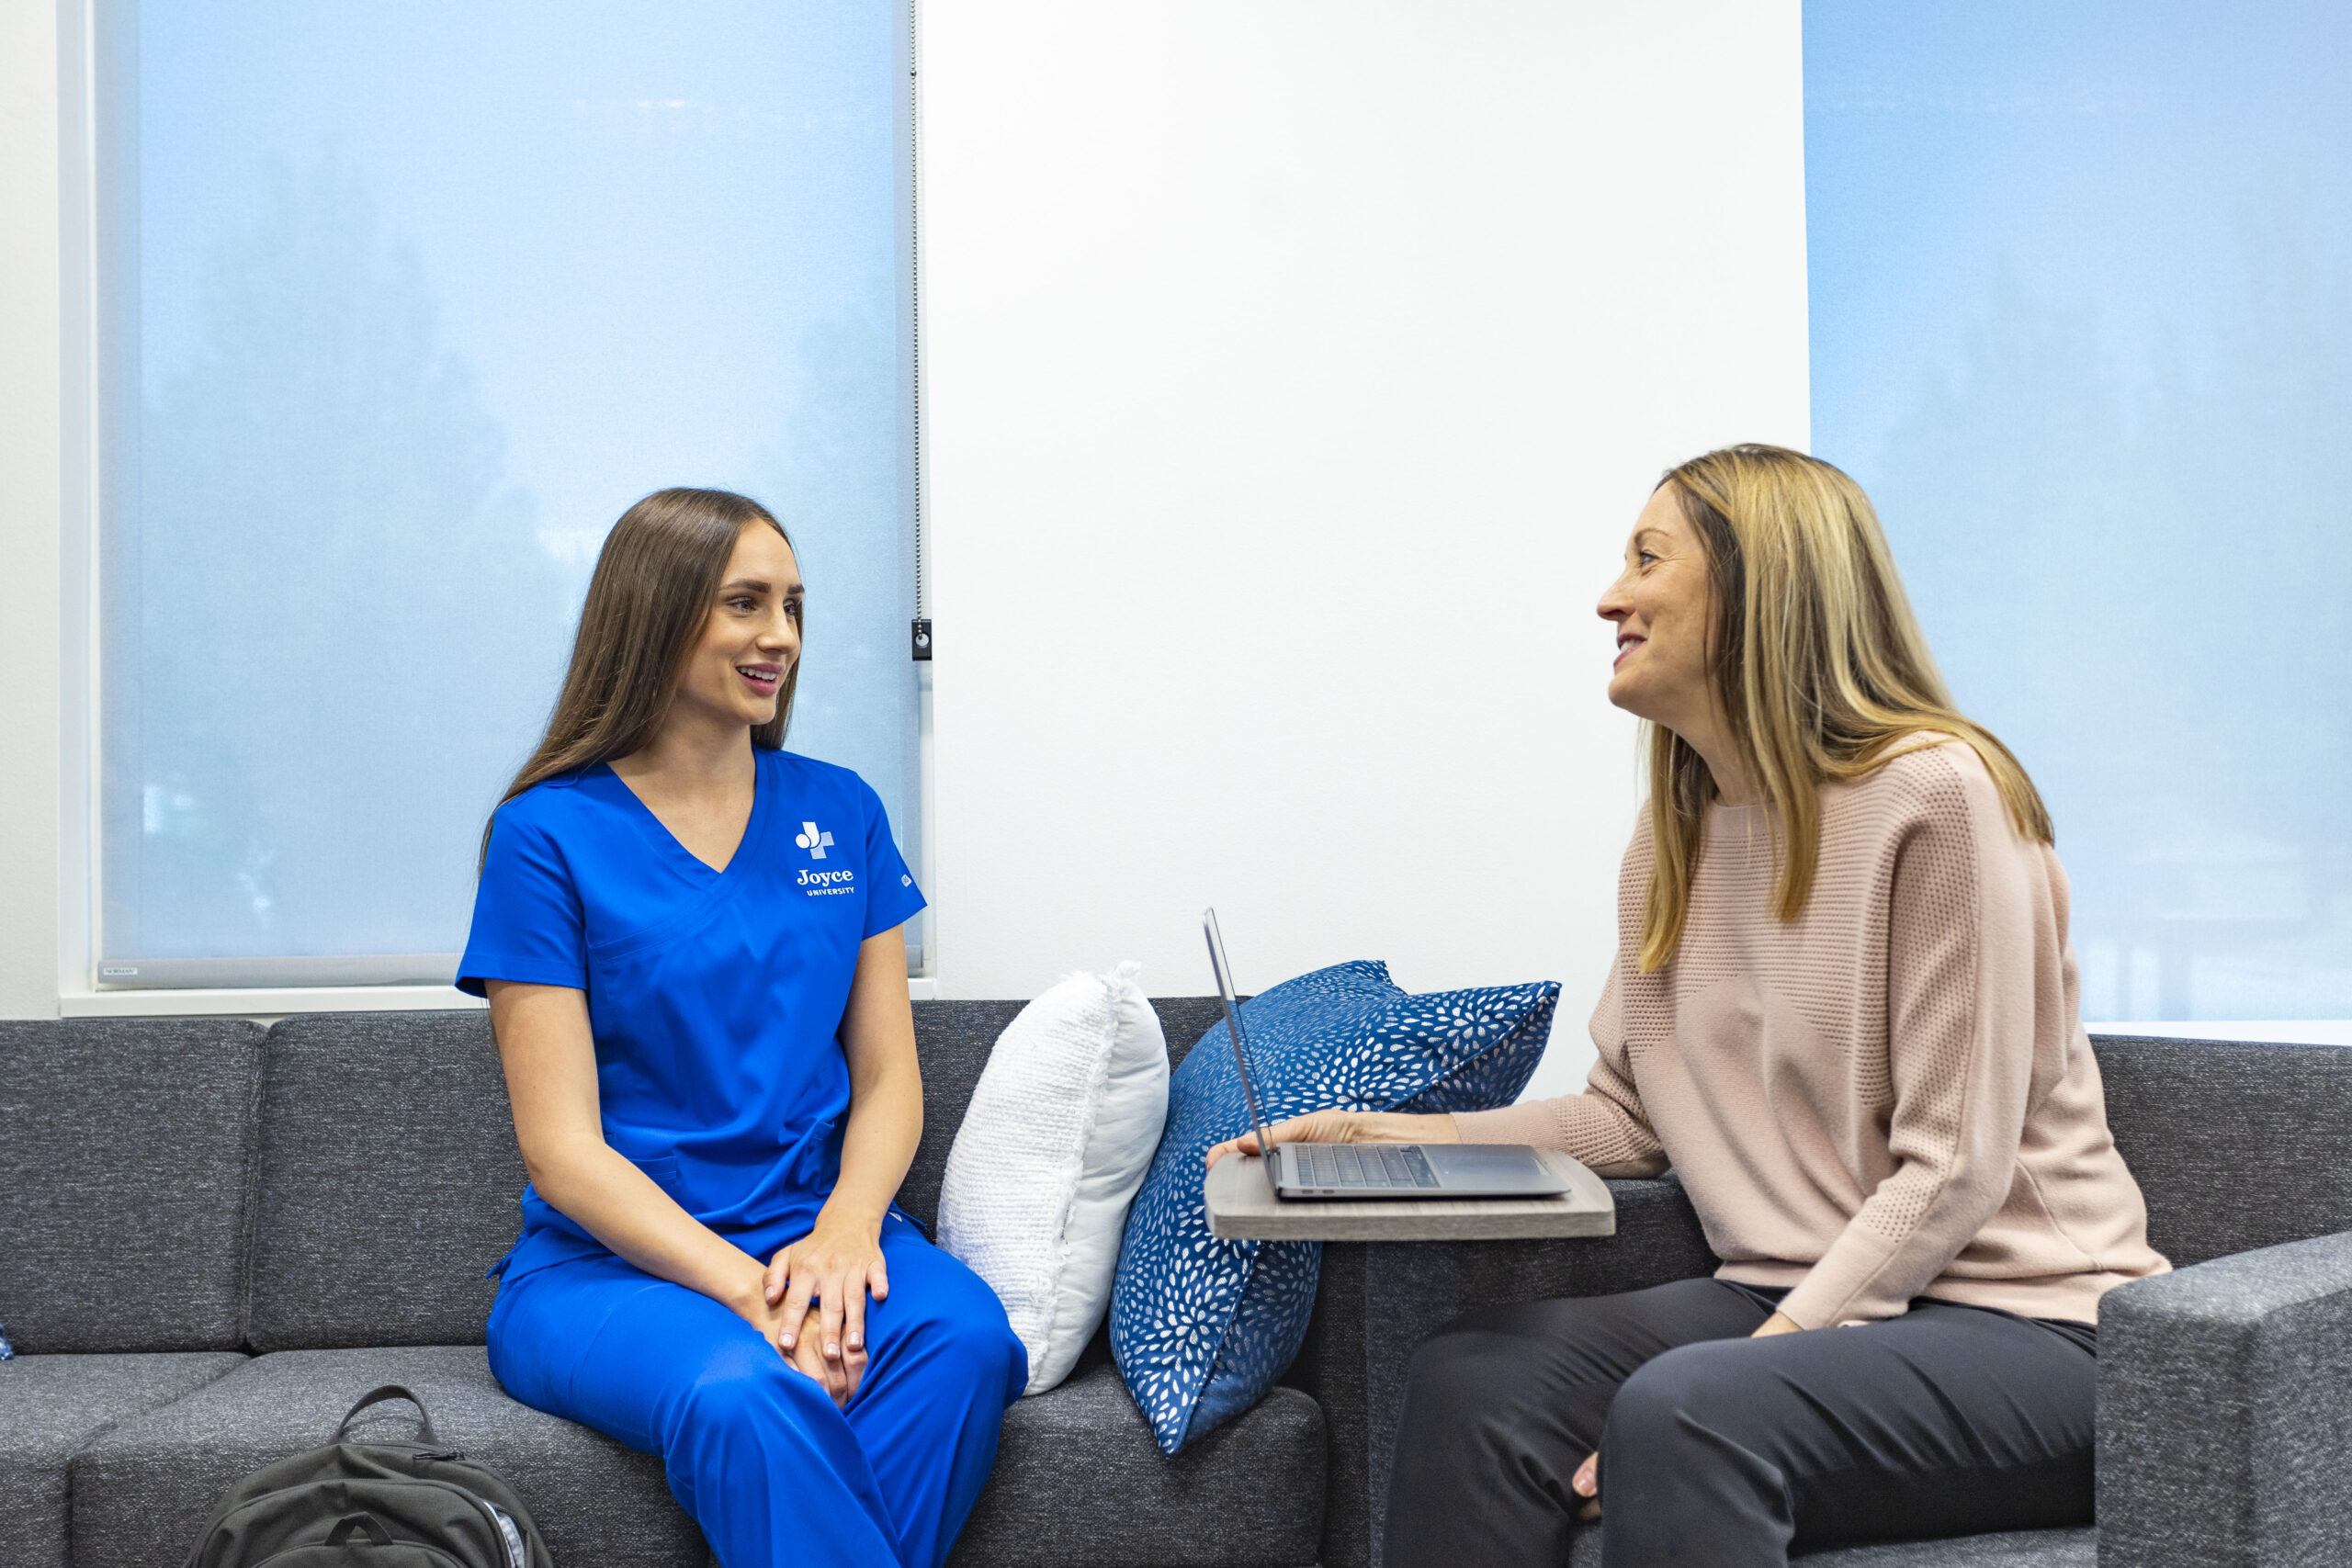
[1636, 445, 2052, 972]
[483, 489, 797, 861]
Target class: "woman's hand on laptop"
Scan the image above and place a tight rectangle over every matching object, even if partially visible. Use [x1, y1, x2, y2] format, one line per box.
[1204, 1110, 1462, 1168]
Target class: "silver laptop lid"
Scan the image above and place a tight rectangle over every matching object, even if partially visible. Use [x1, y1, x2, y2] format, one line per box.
[1201, 909, 1277, 1165]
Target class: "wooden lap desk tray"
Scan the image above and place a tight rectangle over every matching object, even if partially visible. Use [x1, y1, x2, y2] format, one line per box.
[1203, 1149, 1616, 1242]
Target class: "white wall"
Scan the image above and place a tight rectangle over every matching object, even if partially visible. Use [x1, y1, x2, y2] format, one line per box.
[920, 0, 1809, 1098]
[0, 0, 62, 1021]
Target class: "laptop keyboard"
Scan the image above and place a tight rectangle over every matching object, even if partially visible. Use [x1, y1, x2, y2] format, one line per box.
[1295, 1144, 1441, 1190]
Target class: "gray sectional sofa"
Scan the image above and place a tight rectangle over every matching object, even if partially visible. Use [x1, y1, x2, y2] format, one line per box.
[3, 1006, 2348, 1568]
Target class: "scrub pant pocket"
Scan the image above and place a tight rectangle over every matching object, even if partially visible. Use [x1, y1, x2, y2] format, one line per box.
[487, 1223, 1026, 1568]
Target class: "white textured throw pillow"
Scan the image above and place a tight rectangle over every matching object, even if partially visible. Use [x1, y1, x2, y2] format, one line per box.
[938, 963, 1170, 1395]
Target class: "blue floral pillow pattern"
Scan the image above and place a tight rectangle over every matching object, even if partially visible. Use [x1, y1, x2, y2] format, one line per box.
[1111, 961, 1559, 1453]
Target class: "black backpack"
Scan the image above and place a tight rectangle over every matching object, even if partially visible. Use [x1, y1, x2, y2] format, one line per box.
[183, 1385, 556, 1568]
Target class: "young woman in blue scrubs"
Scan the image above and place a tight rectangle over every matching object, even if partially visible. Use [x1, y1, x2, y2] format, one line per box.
[460, 488, 1025, 1568]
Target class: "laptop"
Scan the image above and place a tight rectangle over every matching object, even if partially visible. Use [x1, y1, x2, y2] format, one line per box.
[1202, 908, 1571, 1201]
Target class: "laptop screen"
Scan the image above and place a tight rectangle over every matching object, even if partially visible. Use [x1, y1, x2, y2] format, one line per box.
[1201, 908, 1277, 1163]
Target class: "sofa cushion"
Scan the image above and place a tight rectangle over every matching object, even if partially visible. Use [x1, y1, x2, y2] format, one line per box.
[2097, 1231, 2352, 1568]
[0, 1019, 266, 1352]
[0, 1351, 246, 1568]
[70, 1344, 705, 1568]
[2092, 1036, 2352, 1267]
[68, 1344, 1324, 1568]
[1567, 1525, 2094, 1565]
[245, 1000, 1234, 1351]
[247, 1012, 527, 1350]
[952, 1360, 1325, 1567]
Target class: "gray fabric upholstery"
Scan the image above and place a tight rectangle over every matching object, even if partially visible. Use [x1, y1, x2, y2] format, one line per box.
[1293, 1243, 1372, 1568]
[1792, 1528, 2094, 1566]
[0, 1352, 245, 1568]
[2098, 1230, 2352, 1568]
[0, 1019, 266, 1352]
[246, 1011, 527, 1351]
[2091, 1035, 2352, 1266]
[1149, 997, 1229, 1072]
[71, 1344, 707, 1568]
[1565, 1525, 2095, 1566]
[68, 1345, 1325, 1568]
[953, 1362, 1324, 1567]
[901, 997, 1227, 1231]
[243, 998, 1225, 1348]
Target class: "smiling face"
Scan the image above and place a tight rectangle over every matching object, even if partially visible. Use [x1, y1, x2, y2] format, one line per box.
[1597, 482, 1723, 739]
[670, 521, 804, 734]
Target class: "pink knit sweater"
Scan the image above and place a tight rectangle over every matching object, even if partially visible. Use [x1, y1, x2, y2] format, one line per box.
[1457, 743, 2168, 1327]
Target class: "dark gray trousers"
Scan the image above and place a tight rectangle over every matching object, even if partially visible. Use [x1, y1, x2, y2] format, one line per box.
[1382, 1278, 2098, 1568]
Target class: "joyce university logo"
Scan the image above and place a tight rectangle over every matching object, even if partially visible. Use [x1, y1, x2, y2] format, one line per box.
[796, 821, 835, 860]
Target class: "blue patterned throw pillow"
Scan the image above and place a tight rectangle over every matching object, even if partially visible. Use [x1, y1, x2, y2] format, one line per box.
[1110, 960, 1559, 1453]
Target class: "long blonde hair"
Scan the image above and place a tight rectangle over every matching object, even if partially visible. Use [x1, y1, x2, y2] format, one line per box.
[1636, 445, 2051, 972]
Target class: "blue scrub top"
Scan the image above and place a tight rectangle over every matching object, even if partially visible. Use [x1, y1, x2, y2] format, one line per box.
[458, 748, 926, 1283]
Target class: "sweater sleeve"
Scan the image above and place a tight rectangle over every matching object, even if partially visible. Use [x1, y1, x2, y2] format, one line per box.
[1453, 954, 1670, 1178]
[1777, 760, 2045, 1328]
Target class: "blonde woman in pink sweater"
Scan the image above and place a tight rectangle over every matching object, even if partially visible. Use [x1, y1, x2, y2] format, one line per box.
[1209, 445, 2168, 1565]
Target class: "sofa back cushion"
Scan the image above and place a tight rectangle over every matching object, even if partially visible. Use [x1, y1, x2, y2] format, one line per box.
[247, 998, 1233, 1348]
[0, 1018, 266, 1352]
[2093, 1035, 2352, 1268]
[248, 1011, 526, 1350]
[896, 996, 1226, 1231]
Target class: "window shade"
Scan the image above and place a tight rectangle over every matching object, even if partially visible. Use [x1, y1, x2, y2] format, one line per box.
[97, 0, 920, 986]
[1805, 0, 2352, 1021]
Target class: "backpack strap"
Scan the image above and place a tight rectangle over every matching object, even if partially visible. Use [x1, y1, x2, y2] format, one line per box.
[326, 1514, 394, 1548]
[333, 1385, 445, 1448]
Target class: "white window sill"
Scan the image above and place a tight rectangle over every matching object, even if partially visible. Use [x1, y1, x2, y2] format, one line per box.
[60, 985, 482, 1018]
[61, 976, 943, 1018]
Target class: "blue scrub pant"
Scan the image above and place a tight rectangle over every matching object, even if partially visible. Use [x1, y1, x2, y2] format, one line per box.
[487, 1217, 1026, 1568]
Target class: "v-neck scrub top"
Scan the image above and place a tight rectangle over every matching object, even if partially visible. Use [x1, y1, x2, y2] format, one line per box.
[458, 748, 926, 1285]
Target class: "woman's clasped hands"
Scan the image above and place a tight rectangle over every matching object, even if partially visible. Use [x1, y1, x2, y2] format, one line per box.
[735, 1206, 893, 1410]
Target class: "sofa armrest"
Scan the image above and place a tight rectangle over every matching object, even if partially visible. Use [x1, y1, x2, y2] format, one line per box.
[1295, 1175, 1713, 1568]
[2098, 1229, 2352, 1568]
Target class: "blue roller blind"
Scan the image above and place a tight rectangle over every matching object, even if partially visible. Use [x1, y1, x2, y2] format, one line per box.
[97, 0, 920, 986]
[1804, 1, 2352, 1021]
